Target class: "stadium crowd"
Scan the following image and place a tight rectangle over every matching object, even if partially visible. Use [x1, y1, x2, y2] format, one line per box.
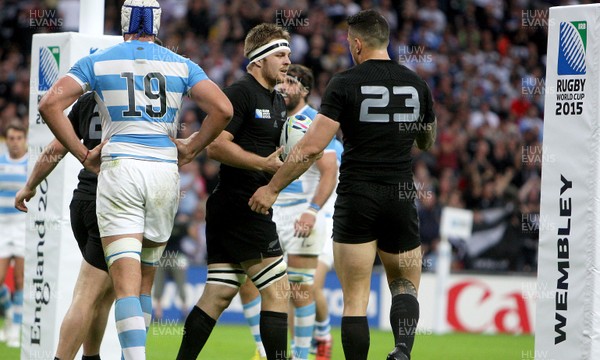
[0, 0, 586, 273]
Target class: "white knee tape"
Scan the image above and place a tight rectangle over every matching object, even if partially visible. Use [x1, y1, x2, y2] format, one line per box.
[287, 267, 316, 285]
[104, 237, 142, 268]
[141, 245, 166, 266]
[251, 257, 287, 291]
[206, 265, 247, 288]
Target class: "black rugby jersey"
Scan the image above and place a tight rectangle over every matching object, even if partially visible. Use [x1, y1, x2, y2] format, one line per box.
[68, 92, 100, 200]
[319, 59, 435, 184]
[216, 73, 287, 198]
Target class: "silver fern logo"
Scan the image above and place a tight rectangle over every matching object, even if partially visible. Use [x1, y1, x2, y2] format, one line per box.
[558, 21, 586, 75]
[38, 46, 60, 91]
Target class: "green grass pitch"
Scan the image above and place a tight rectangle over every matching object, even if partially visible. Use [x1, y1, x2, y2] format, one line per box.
[0, 322, 534, 359]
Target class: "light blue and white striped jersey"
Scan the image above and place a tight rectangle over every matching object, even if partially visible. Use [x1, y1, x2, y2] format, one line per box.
[276, 105, 337, 205]
[68, 40, 208, 163]
[0, 153, 28, 215]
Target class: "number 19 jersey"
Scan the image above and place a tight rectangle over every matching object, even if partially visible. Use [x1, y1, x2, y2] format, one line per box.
[319, 59, 435, 184]
[67, 40, 208, 163]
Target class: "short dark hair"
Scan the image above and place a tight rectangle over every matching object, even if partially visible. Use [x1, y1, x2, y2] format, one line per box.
[347, 10, 390, 48]
[5, 120, 27, 137]
[244, 23, 291, 58]
[287, 64, 314, 94]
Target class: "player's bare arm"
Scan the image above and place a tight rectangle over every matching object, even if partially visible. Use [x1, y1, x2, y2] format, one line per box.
[294, 151, 337, 237]
[39, 76, 104, 173]
[415, 118, 437, 151]
[38, 76, 86, 161]
[249, 114, 340, 214]
[175, 79, 233, 166]
[207, 130, 284, 174]
[14, 139, 68, 212]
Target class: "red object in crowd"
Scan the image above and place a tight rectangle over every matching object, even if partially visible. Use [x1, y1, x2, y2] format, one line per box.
[497, 35, 511, 57]
[510, 97, 531, 119]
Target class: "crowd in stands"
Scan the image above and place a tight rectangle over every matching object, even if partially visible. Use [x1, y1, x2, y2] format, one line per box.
[1, 0, 585, 273]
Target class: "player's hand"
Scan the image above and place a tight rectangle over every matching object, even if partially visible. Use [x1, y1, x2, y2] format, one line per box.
[263, 147, 284, 174]
[173, 132, 199, 167]
[249, 185, 278, 215]
[83, 140, 106, 174]
[15, 186, 36, 212]
[295, 211, 316, 238]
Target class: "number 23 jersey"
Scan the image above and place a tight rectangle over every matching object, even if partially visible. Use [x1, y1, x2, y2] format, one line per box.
[319, 59, 435, 185]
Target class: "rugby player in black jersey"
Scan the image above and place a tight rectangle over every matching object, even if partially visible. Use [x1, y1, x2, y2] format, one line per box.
[249, 10, 436, 360]
[15, 92, 112, 360]
[176, 23, 291, 360]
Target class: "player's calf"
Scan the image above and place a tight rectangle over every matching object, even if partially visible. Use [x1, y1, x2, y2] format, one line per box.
[288, 267, 317, 360]
[177, 264, 246, 359]
[388, 278, 419, 359]
[250, 257, 289, 360]
[103, 237, 146, 360]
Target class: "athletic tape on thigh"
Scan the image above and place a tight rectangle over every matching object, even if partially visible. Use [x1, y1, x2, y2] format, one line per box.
[251, 257, 287, 291]
[206, 265, 247, 288]
[287, 267, 316, 285]
[140, 245, 166, 266]
[104, 237, 142, 268]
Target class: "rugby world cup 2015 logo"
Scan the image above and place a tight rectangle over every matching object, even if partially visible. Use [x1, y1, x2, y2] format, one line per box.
[558, 21, 586, 75]
[38, 46, 60, 91]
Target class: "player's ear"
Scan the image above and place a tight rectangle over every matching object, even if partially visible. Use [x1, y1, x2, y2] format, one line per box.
[355, 37, 362, 54]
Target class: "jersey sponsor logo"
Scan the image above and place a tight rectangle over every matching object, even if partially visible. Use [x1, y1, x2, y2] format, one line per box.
[38, 46, 60, 91]
[558, 21, 586, 75]
[255, 109, 272, 119]
[89, 47, 99, 54]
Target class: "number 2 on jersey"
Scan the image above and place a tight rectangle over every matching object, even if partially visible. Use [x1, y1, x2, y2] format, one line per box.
[121, 72, 167, 118]
[359, 85, 420, 123]
[88, 105, 102, 140]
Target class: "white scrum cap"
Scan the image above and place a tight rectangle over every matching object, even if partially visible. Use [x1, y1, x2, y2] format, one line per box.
[121, 0, 161, 36]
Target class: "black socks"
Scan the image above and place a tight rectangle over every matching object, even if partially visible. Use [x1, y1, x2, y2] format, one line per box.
[341, 316, 370, 360]
[390, 294, 420, 356]
[176, 306, 217, 360]
[260, 311, 288, 360]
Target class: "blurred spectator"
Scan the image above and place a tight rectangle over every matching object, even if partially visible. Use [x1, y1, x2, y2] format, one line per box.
[178, 160, 207, 216]
[181, 201, 207, 265]
[153, 213, 190, 320]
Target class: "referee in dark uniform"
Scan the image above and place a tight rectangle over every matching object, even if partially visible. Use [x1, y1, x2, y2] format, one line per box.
[250, 10, 436, 360]
[15, 92, 114, 360]
[177, 23, 292, 360]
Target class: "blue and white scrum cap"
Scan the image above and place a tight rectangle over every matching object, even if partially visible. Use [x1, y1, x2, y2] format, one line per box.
[121, 0, 161, 36]
[248, 39, 291, 64]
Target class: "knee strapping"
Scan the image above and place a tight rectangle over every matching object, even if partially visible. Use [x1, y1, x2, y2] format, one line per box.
[251, 257, 287, 291]
[206, 265, 247, 288]
[104, 237, 142, 268]
[141, 245, 166, 266]
[287, 267, 315, 285]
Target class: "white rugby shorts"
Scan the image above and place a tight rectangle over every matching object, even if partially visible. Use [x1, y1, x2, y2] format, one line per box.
[273, 201, 327, 257]
[0, 213, 26, 258]
[96, 158, 179, 243]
